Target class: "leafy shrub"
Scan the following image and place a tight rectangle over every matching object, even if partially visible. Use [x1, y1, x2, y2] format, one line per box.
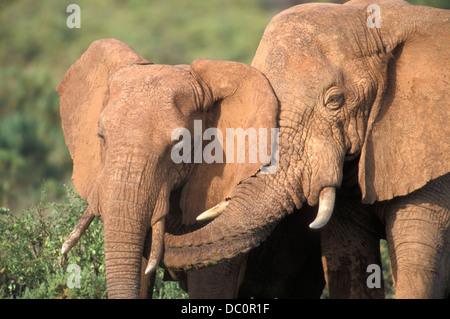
[0, 186, 105, 298]
[0, 186, 188, 299]
[152, 269, 188, 299]
[380, 239, 395, 299]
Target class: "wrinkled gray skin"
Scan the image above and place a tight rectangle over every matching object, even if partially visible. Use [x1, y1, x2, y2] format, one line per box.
[164, 0, 450, 298]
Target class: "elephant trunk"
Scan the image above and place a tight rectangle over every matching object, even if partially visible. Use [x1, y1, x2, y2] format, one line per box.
[164, 172, 293, 269]
[163, 113, 339, 270]
[103, 209, 147, 298]
[164, 124, 305, 270]
[99, 154, 161, 298]
[61, 152, 165, 298]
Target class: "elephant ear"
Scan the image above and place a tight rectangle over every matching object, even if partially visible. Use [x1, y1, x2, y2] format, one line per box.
[179, 59, 279, 223]
[358, 2, 450, 204]
[57, 39, 149, 200]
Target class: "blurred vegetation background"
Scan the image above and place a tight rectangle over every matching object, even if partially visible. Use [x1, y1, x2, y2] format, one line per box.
[1, 0, 448, 211]
[0, 0, 447, 298]
[1, 0, 448, 210]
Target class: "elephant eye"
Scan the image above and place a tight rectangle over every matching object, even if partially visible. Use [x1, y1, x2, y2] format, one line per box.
[97, 131, 106, 146]
[325, 94, 344, 110]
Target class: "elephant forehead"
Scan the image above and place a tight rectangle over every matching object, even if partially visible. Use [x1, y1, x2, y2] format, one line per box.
[270, 3, 361, 31]
[106, 64, 202, 122]
[265, 3, 369, 56]
[104, 65, 190, 117]
[109, 64, 188, 94]
[98, 65, 189, 144]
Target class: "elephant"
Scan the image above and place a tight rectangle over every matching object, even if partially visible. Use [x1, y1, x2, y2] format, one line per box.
[57, 39, 325, 298]
[163, 0, 450, 299]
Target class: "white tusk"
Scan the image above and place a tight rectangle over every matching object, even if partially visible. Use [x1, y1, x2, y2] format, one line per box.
[145, 218, 165, 275]
[196, 200, 229, 221]
[62, 207, 95, 255]
[309, 187, 336, 229]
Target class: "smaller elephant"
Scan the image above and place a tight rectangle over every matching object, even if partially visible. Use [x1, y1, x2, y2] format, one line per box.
[58, 39, 324, 298]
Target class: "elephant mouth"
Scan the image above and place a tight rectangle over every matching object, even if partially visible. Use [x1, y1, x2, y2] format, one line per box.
[344, 150, 361, 162]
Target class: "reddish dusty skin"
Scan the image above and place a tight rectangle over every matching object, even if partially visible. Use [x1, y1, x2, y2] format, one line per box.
[163, 0, 450, 299]
[60, 38, 317, 298]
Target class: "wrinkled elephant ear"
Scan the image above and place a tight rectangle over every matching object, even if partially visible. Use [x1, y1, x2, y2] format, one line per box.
[358, 2, 450, 203]
[178, 59, 279, 224]
[57, 39, 150, 200]
[192, 59, 279, 182]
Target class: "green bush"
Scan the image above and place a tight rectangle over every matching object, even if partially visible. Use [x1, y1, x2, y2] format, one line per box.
[380, 239, 395, 299]
[0, 186, 187, 299]
[152, 269, 188, 299]
[0, 186, 105, 298]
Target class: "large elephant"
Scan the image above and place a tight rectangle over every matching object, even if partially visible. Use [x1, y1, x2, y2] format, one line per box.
[163, 0, 450, 298]
[57, 39, 324, 298]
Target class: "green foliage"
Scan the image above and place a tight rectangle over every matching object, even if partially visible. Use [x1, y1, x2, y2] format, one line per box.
[408, 0, 450, 9]
[153, 269, 188, 299]
[0, 186, 106, 298]
[380, 239, 395, 299]
[0, 186, 188, 298]
[0, 67, 70, 209]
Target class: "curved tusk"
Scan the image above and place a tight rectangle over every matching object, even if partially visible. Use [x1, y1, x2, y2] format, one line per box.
[196, 200, 230, 222]
[62, 207, 95, 255]
[145, 218, 165, 275]
[309, 187, 336, 229]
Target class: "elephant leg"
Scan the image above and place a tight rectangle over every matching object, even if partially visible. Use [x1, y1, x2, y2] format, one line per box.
[383, 175, 450, 299]
[186, 254, 247, 298]
[321, 196, 385, 298]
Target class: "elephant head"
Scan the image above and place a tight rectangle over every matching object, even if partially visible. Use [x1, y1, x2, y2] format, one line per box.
[57, 39, 278, 298]
[163, 0, 449, 269]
